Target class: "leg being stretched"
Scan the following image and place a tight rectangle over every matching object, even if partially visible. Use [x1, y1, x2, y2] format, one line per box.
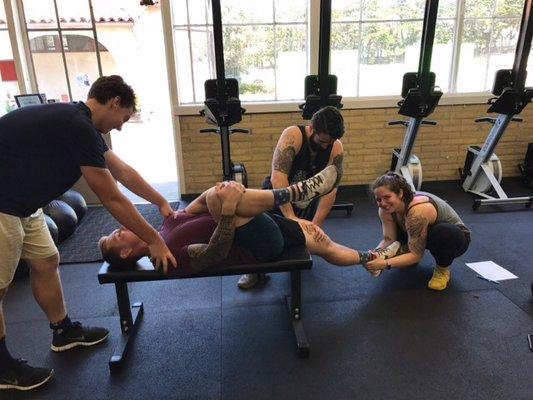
[296, 221, 360, 266]
[205, 186, 253, 227]
[296, 220, 400, 269]
[206, 165, 339, 219]
[184, 189, 210, 214]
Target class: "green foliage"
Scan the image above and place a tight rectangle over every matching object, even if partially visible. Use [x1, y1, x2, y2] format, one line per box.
[239, 80, 270, 94]
[218, 0, 522, 78]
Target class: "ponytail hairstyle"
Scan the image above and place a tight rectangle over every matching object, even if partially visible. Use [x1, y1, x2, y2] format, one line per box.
[371, 171, 414, 208]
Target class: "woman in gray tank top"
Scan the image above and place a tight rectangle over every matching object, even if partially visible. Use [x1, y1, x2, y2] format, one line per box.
[365, 172, 470, 291]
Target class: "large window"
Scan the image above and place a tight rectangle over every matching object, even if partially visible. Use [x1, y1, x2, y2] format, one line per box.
[172, 0, 308, 103]
[172, 0, 531, 104]
[22, 0, 107, 102]
[331, 0, 456, 97]
[19, 0, 179, 198]
[457, 0, 526, 92]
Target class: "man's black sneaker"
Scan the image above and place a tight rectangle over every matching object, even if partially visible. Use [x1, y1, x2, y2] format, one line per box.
[51, 321, 109, 352]
[0, 359, 53, 391]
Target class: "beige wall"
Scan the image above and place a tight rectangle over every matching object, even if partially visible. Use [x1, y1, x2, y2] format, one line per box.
[178, 104, 533, 194]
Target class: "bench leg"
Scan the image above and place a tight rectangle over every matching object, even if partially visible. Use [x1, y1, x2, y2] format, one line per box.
[286, 270, 310, 358]
[110, 282, 144, 372]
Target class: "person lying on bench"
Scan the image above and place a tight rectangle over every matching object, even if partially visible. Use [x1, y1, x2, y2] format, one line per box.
[99, 165, 399, 275]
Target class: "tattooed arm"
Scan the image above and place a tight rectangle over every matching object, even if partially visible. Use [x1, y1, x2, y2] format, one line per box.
[187, 214, 236, 272]
[187, 182, 244, 271]
[405, 210, 429, 259]
[271, 126, 302, 220]
[366, 206, 430, 271]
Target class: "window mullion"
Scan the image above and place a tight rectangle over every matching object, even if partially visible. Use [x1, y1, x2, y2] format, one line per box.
[5, 0, 34, 93]
[273, 1, 278, 100]
[357, 1, 363, 97]
[449, 0, 466, 93]
[309, 0, 320, 75]
[483, 0, 500, 91]
[88, 0, 103, 77]
[51, 0, 72, 100]
[185, 0, 196, 102]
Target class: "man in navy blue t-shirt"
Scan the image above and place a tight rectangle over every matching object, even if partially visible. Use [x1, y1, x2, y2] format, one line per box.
[0, 75, 177, 391]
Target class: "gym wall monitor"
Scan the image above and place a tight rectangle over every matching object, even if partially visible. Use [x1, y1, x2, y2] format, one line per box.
[14, 93, 45, 108]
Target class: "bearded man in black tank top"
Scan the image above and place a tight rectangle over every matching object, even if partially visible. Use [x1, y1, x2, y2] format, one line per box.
[238, 106, 345, 289]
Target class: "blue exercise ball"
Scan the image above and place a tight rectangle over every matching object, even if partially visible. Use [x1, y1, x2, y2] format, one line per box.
[44, 200, 78, 243]
[58, 189, 87, 222]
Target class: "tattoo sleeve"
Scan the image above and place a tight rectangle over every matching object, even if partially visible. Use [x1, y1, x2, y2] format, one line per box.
[272, 136, 296, 175]
[187, 214, 235, 271]
[405, 213, 428, 256]
[331, 153, 344, 188]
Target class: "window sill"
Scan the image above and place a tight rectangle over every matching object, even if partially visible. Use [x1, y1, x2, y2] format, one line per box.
[173, 92, 492, 117]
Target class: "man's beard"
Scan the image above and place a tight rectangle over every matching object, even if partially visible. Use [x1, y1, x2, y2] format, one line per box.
[309, 133, 327, 153]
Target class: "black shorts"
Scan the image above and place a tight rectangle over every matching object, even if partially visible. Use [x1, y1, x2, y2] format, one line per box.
[234, 212, 306, 262]
[267, 213, 306, 248]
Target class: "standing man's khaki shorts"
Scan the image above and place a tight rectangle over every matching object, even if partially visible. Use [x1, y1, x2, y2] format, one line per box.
[0, 209, 58, 289]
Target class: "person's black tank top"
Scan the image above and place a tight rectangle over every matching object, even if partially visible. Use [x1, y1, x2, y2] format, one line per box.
[288, 125, 333, 184]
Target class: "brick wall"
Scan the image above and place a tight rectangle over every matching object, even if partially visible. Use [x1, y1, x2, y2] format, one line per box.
[178, 104, 533, 194]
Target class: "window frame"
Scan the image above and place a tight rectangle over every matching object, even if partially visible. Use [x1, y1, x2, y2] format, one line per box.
[170, 0, 311, 105]
[17, 0, 104, 101]
[2, 0, 33, 94]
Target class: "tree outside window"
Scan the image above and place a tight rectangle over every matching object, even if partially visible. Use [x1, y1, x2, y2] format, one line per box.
[172, 0, 308, 103]
[172, 0, 529, 104]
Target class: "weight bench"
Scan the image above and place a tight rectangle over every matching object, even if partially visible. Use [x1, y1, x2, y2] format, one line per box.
[98, 246, 312, 372]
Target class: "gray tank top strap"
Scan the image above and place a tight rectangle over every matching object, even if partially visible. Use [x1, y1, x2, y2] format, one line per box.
[417, 191, 471, 235]
[406, 198, 433, 214]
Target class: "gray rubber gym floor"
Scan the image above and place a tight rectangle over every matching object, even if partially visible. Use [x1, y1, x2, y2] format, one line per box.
[2, 179, 532, 400]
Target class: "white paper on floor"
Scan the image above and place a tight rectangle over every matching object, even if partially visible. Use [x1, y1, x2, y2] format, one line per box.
[465, 261, 518, 281]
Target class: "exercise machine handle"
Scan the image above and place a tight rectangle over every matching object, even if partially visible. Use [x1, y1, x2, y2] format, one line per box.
[388, 120, 409, 126]
[199, 128, 219, 133]
[475, 117, 497, 124]
[512, 117, 523, 122]
[230, 128, 250, 134]
[421, 120, 437, 125]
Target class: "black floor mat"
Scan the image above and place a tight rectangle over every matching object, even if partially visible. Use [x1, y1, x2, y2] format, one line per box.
[58, 201, 179, 264]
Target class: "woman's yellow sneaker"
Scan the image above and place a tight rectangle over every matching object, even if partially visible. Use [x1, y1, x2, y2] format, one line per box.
[428, 266, 451, 290]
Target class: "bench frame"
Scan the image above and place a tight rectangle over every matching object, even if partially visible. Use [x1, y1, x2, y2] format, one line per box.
[98, 251, 312, 372]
